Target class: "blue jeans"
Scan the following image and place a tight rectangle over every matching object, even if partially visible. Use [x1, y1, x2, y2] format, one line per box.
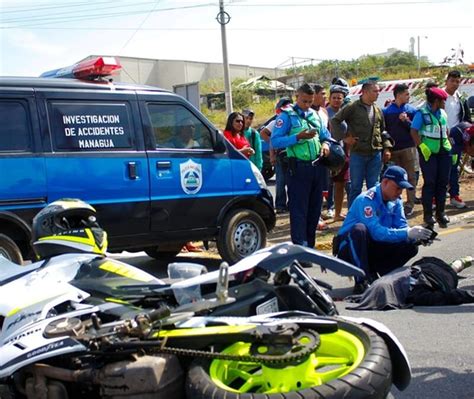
[448, 150, 462, 197]
[325, 170, 334, 210]
[275, 157, 288, 210]
[348, 152, 382, 207]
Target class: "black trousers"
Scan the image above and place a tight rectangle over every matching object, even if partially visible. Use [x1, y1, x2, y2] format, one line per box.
[336, 223, 418, 282]
[419, 151, 451, 215]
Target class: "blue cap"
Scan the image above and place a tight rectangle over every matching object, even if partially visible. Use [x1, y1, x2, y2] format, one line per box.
[383, 165, 413, 190]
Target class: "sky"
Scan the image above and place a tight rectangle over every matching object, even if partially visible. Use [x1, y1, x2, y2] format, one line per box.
[1, 0, 473, 77]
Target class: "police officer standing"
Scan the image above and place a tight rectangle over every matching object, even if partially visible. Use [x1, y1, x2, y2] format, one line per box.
[271, 83, 332, 248]
[410, 87, 451, 228]
[334, 165, 432, 294]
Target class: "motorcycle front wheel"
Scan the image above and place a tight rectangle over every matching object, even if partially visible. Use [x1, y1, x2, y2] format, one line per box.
[186, 320, 392, 399]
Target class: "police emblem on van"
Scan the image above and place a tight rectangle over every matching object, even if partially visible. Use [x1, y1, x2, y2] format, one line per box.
[180, 160, 202, 194]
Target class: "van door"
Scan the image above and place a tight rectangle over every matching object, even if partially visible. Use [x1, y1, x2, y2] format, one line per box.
[0, 89, 47, 215]
[35, 89, 150, 246]
[139, 96, 233, 233]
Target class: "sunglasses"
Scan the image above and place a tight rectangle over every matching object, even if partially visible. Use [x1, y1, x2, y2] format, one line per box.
[234, 119, 244, 124]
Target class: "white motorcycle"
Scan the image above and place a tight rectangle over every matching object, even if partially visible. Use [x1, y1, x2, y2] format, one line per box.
[0, 242, 411, 399]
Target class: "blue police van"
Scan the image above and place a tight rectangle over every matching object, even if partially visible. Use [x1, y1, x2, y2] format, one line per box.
[0, 57, 275, 265]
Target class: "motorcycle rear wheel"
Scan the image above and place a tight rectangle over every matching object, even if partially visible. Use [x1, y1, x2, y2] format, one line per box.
[186, 320, 392, 399]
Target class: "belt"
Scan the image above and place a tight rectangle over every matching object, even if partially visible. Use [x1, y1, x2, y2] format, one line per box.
[293, 158, 319, 164]
[294, 157, 323, 166]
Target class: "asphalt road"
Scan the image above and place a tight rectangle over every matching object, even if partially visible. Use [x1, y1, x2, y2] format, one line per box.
[113, 214, 474, 399]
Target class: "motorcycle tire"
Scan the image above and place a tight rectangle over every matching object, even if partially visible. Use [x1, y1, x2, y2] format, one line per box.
[0, 234, 23, 265]
[186, 320, 392, 399]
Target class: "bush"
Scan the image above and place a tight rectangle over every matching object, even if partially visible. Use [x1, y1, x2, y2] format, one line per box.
[201, 97, 278, 130]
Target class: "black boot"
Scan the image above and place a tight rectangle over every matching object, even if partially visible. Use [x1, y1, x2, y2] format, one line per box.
[436, 200, 450, 228]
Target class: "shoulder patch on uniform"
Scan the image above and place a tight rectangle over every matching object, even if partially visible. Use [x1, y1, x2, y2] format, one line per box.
[364, 206, 374, 218]
[275, 118, 284, 128]
[365, 190, 376, 200]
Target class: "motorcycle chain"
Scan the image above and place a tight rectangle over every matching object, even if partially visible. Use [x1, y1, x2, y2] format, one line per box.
[155, 329, 320, 365]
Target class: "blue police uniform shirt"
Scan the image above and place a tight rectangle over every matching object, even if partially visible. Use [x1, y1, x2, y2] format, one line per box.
[411, 103, 442, 131]
[271, 104, 331, 150]
[338, 184, 409, 243]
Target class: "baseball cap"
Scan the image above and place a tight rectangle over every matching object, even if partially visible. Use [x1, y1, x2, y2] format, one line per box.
[429, 87, 448, 101]
[242, 108, 255, 117]
[383, 165, 414, 190]
[275, 97, 291, 110]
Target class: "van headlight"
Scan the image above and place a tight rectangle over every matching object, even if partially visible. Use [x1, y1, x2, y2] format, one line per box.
[250, 162, 268, 189]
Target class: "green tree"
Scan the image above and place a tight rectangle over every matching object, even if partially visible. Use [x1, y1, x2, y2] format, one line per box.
[383, 51, 418, 68]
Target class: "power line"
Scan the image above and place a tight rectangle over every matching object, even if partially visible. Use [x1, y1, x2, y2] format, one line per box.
[226, 0, 449, 6]
[0, 3, 215, 28]
[2, 25, 470, 31]
[118, 0, 161, 52]
[0, 0, 132, 14]
[0, 1, 181, 24]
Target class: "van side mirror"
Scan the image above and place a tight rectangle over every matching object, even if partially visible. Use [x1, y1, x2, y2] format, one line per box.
[214, 131, 227, 153]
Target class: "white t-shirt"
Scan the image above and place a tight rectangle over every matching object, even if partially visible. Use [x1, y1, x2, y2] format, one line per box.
[445, 93, 461, 128]
[264, 119, 276, 133]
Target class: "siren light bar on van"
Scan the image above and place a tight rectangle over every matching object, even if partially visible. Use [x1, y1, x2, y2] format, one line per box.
[40, 56, 121, 80]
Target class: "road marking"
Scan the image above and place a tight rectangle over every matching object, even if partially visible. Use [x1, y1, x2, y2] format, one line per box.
[437, 226, 473, 236]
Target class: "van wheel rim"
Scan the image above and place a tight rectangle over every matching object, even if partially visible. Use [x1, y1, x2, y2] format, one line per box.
[233, 221, 260, 256]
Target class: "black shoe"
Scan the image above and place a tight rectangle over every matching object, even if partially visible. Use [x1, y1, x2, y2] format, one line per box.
[436, 213, 450, 228]
[276, 208, 288, 215]
[423, 215, 436, 228]
[353, 281, 369, 295]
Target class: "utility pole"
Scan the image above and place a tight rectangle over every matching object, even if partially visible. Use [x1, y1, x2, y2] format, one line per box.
[417, 35, 428, 74]
[217, 0, 233, 114]
[417, 36, 421, 73]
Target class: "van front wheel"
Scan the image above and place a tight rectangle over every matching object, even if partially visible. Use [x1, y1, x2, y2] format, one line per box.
[217, 209, 266, 264]
[0, 234, 23, 265]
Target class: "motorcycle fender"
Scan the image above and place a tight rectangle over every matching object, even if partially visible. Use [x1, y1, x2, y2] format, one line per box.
[341, 316, 411, 391]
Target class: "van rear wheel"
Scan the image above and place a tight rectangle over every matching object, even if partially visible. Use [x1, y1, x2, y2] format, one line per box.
[145, 243, 185, 260]
[0, 234, 23, 265]
[217, 209, 266, 264]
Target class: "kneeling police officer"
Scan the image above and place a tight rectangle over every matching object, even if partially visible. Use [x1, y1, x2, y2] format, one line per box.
[334, 165, 433, 294]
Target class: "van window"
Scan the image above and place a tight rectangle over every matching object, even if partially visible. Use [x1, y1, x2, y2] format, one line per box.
[147, 104, 213, 150]
[48, 102, 135, 151]
[0, 101, 31, 152]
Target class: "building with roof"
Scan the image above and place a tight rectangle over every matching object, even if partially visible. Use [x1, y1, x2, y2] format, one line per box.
[83, 55, 285, 91]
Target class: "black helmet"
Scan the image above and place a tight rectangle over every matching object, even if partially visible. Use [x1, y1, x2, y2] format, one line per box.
[319, 140, 346, 175]
[329, 84, 349, 97]
[32, 199, 108, 259]
[275, 97, 292, 110]
[331, 77, 349, 87]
